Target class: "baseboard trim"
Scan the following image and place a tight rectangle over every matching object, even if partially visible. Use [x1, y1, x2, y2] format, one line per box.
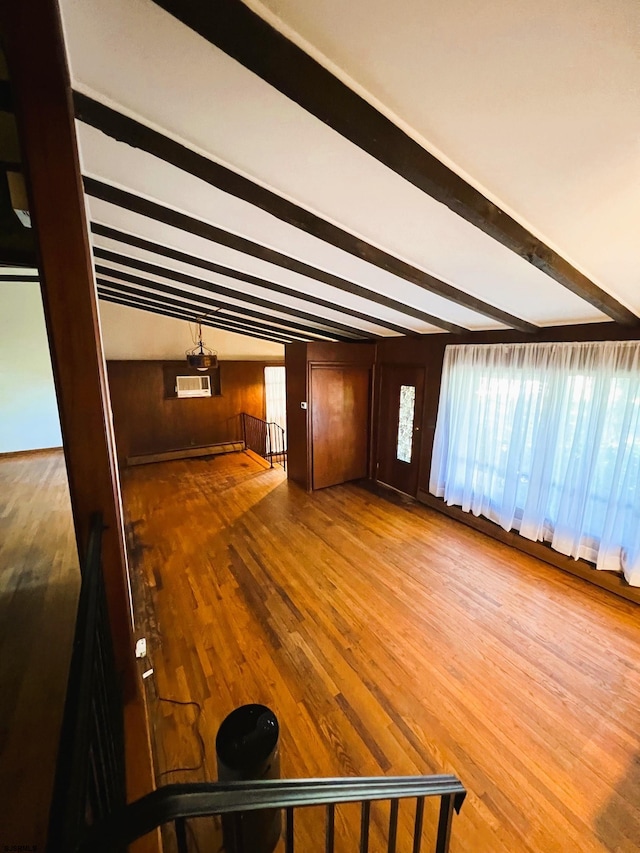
[0, 446, 64, 459]
[126, 442, 244, 467]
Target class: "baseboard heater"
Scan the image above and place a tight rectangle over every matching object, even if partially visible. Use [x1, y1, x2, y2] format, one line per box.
[127, 441, 244, 467]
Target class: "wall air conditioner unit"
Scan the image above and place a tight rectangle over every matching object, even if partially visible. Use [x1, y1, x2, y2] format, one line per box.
[175, 375, 212, 398]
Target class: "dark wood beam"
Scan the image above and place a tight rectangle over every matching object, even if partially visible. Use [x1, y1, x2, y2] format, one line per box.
[85, 178, 468, 334]
[97, 290, 292, 345]
[98, 292, 287, 344]
[0, 273, 39, 281]
[95, 277, 317, 342]
[97, 279, 295, 340]
[75, 94, 536, 332]
[91, 222, 416, 337]
[97, 280, 303, 343]
[0, 2, 136, 696]
[93, 248, 371, 340]
[150, 0, 638, 327]
[95, 265, 356, 342]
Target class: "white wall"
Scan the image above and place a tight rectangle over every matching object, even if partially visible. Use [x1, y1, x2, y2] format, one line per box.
[0, 281, 62, 453]
[99, 299, 285, 361]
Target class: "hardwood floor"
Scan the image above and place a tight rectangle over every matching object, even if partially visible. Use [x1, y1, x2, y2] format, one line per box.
[0, 450, 80, 852]
[123, 452, 640, 852]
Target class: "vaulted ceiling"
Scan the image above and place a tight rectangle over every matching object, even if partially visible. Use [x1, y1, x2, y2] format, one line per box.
[25, 0, 640, 343]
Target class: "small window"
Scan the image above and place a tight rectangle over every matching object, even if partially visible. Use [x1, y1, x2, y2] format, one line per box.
[264, 365, 287, 435]
[396, 384, 416, 463]
[175, 375, 211, 398]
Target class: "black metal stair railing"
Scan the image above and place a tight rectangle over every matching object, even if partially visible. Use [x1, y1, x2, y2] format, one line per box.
[78, 775, 466, 853]
[46, 512, 126, 853]
[241, 411, 287, 471]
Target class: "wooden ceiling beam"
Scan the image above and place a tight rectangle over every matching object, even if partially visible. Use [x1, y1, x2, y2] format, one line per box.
[97, 279, 298, 341]
[0, 273, 39, 281]
[84, 178, 468, 334]
[95, 264, 359, 342]
[93, 247, 373, 340]
[95, 277, 324, 342]
[98, 287, 290, 344]
[149, 0, 638, 327]
[91, 222, 416, 337]
[97, 290, 291, 345]
[75, 94, 535, 332]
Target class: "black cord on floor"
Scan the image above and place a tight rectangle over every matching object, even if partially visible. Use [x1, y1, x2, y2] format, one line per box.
[153, 695, 225, 853]
[155, 695, 208, 779]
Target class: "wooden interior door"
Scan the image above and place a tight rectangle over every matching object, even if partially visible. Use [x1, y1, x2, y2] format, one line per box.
[311, 365, 371, 490]
[377, 364, 425, 496]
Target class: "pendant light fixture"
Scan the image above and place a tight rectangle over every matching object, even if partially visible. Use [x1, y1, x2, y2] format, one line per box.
[186, 320, 218, 371]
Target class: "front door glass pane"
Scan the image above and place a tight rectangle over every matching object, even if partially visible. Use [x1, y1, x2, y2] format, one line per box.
[397, 385, 416, 463]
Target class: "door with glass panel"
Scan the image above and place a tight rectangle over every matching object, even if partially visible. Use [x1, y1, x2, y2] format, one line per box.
[377, 364, 425, 496]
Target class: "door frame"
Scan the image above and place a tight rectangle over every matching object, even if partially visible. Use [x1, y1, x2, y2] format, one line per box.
[375, 362, 427, 497]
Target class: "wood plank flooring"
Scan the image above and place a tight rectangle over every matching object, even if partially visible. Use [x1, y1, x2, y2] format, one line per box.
[123, 452, 640, 853]
[0, 450, 80, 852]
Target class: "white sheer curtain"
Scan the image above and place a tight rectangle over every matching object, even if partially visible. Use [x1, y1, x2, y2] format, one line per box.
[430, 341, 640, 586]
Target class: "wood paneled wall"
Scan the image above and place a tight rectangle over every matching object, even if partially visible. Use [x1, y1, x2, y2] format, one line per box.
[374, 321, 640, 599]
[107, 360, 281, 464]
[285, 342, 376, 490]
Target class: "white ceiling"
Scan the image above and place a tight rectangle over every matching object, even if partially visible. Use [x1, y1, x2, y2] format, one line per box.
[99, 299, 285, 360]
[58, 0, 640, 341]
[250, 0, 640, 303]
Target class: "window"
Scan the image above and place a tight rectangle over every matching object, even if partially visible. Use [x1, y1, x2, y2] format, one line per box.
[430, 341, 640, 586]
[396, 384, 416, 463]
[264, 366, 287, 446]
